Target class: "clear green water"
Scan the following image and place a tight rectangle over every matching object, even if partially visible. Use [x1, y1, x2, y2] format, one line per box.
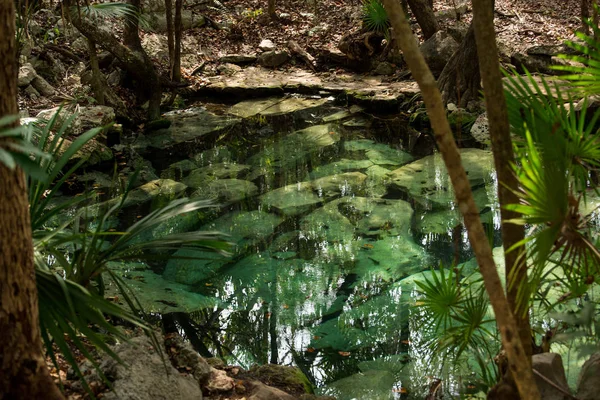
[112, 101, 503, 399]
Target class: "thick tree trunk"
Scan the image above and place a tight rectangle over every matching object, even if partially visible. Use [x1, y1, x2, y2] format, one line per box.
[67, 0, 162, 120]
[381, 0, 540, 398]
[173, 0, 183, 82]
[437, 23, 480, 107]
[471, 0, 532, 368]
[406, 0, 439, 40]
[0, 1, 64, 398]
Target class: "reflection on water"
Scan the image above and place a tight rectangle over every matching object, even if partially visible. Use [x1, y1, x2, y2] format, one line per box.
[115, 100, 502, 399]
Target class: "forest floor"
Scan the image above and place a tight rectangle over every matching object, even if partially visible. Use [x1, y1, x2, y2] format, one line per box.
[183, 0, 582, 72]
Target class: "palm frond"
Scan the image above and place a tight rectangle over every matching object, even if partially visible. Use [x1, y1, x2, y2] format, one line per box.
[362, 0, 389, 36]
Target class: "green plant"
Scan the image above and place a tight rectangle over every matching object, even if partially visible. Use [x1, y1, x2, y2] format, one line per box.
[414, 267, 499, 390]
[22, 110, 231, 396]
[362, 0, 389, 37]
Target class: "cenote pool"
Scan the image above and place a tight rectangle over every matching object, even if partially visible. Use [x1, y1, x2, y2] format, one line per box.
[98, 95, 511, 399]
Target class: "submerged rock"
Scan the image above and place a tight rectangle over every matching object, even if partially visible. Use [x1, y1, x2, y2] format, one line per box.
[312, 171, 367, 197]
[85, 179, 187, 217]
[307, 159, 373, 180]
[228, 96, 329, 119]
[261, 182, 322, 216]
[344, 139, 413, 166]
[184, 163, 251, 187]
[388, 148, 495, 209]
[160, 159, 198, 180]
[249, 124, 340, 173]
[191, 178, 258, 205]
[147, 107, 241, 151]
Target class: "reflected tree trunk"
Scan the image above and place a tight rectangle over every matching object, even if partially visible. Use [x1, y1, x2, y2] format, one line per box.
[381, 0, 540, 398]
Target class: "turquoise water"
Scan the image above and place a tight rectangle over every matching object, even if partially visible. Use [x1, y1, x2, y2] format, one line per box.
[108, 99, 502, 399]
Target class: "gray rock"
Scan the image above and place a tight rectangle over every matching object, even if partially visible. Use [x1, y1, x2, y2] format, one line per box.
[86, 336, 203, 400]
[219, 54, 258, 64]
[344, 139, 413, 166]
[18, 63, 37, 87]
[420, 31, 459, 77]
[191, 179, 258, 205]
[577, 352, 600, 400]
[217, 62, 242, 75]
[164, 334, 212, 384]
[144, 11, 205, 32]
[24, 85, 40, 98]
[259, 39, 276, 51]
[78, 105, 116, 130]
[258, 50, 290, 68]
[533, 353, 570, 400]
[373, 61, 396, 76]
[36, 106, 115, 134]
[247, 380, 296, 400]
[470, 112, 489, 144]
[31, 75, 55, 96]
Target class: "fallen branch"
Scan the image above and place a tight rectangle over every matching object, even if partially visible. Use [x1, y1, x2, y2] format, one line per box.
[287, 40, 316, 71]
[44, 44, 83, 63]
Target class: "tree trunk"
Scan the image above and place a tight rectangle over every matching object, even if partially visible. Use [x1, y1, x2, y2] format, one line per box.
[268, 0, 277, 20]
[471, 0, 532, 367]
[0, 1, 64, 398]
[165, 0, 175, 77]
[68, 0, 162, 120]
[582, 0, 591, 34]
[173, 0, 182, 82]
[88, 38, 105, 105]
[381, 0, 540, 398]
[406, 0, 439, 40]
[437, 22, 480, 107]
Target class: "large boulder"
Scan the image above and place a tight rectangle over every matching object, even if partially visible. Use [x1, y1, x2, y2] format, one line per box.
[80, 336, 203, 400]
[577, 352, 600, 400]
[419, 31, 459, 77]
[532, 353, 570, 400]
[144, 11, 205, 32]
[258, 50, 290, 68]
[36, 106, 115, 134]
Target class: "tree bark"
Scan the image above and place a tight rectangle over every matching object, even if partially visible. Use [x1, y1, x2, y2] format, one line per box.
[88, 38, 105, 105]
[173, 0, 182, 82]
[437, 22, 480, 107]
[406, 0, 439, 40]
[582, 0, 591, 34]
[67, 0, 162, 120]
[268, 0, 277, 20]
[471, 0, 532, 365]
[0, 0, 64, 398]
[165, 0, 175, 77]
[381, 0, 540, 398]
